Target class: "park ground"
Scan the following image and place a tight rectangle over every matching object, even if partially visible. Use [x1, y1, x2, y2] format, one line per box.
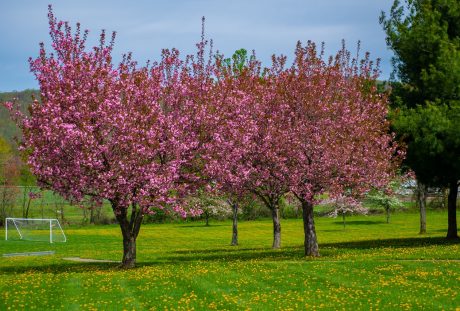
[0, 210, 459, 310]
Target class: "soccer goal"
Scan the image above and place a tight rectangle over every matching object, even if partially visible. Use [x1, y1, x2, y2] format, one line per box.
[5, 218, 66, 243]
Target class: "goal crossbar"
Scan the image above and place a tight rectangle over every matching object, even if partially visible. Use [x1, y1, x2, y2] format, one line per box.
[5, 218, 66, 243]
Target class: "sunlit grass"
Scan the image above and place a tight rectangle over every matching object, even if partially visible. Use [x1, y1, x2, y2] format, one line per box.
[0, 210, 459, 310]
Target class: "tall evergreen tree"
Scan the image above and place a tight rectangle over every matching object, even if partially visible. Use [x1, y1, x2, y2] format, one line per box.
[381, 0, 460, 238]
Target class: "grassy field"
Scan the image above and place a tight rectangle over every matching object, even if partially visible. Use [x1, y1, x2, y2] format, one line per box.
[0, 210, 459, 310]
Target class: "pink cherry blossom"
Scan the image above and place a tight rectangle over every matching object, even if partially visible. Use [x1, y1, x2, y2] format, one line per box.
[5, 6, 208, 268]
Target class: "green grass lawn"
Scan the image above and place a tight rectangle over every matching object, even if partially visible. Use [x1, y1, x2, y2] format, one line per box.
[0, 210, 459, 310]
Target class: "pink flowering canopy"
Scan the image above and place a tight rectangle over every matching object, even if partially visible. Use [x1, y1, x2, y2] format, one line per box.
[278, 41, 401, 203]
[277, 41, 401, 256]
[8, 7, 205, 218]
[4, 7, 401, 263]
[203, 41, 399, 206]
[200, 41, 401, 254]
[202, 53, 292, 200]
[5, 7, 210, 267]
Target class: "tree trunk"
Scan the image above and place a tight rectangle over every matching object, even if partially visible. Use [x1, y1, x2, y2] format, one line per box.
[121, 229, 136, 268]
[90, 207, 95, 224]
[0, 186, 6, 227]
[253, 192, 282, 249]
[40, 195, 44, 219]
[205, 212, 209, 226]
[301, 199, 319, 257]
[112, 201, 144, 268]
[82, 205, 88, 224]
[60, 201, 65, 223]
[21, 186, 27, 218]
[271, 207, 281, 249]
[24, 198, 31, 219]
[446, 182, 458, 239]
[342, 211, 346, 229]
[443, 188, 448, 209]
[416, 181, 427, 234]
[230, 201, 238, 246]
[385, 205, 390, 224]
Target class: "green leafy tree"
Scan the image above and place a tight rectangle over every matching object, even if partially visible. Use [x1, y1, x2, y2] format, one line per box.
[381, 0, 460, 239]
[221, 48, 250, 74]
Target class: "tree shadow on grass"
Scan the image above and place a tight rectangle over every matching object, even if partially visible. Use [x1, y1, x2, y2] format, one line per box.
[320, 229, 347, 232]
[176, 224, 228, 228]
[0, 261, 120, 274]
[157, 236, 459, 263]
[432, 228, 449, 233]
[1, 236, 458, 273]
[333, 220, 386, 226]
[141, 236, 459, 264]
[149, 247, 305, 265]
[322, 236, 459, 250]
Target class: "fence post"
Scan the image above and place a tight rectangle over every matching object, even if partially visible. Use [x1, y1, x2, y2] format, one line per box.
[50, 219, 53, 243]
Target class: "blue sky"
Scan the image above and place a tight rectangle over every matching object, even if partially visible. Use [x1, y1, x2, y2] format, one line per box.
[0, 0, 394, 92]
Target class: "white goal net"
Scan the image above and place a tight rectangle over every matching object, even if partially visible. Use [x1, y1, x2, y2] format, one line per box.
[5, 218, 66, 243]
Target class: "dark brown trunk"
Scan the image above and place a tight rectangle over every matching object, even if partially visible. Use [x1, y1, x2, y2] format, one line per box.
[121, 228, 136, 268]
[205, 211, 209, 226]
[60, 201, 65, 223]
[272, 207, 281, 249]
[253, 191, 282, 249]
[112, 201, 144, 268]
[0, 186, 7, 226]
[24, 198, 31, 219]
[446, 182, 458, 239]
[417, 181, 427, 234]
[301, 199, 319, 257]
[21, 186, 27, 218]
[231, 201, 238, 246]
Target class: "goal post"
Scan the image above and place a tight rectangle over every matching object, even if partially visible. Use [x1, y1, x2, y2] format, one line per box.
[5, 218, 66, 243]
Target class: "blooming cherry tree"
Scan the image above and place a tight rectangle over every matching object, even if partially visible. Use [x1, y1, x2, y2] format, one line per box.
[326, 196, 368, 228]
[5, 7, 401, 263]
[6, 7, 202, 268]
[203, 55, 291, 248]
[280, 42, 400, 256]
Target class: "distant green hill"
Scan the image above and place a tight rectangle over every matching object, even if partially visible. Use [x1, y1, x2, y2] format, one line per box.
[0, 89, 39, 146]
